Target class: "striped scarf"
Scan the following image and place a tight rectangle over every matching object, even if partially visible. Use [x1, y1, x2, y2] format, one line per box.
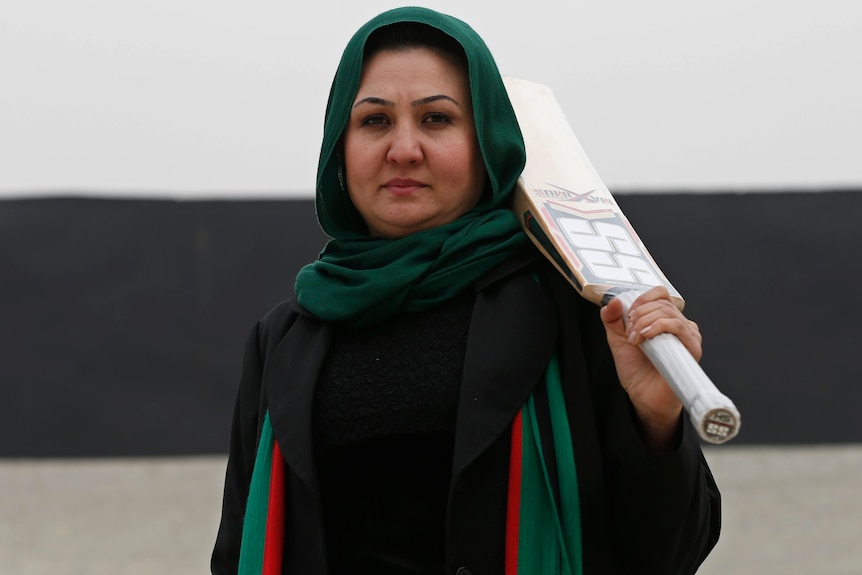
[237, 354, 583, 574]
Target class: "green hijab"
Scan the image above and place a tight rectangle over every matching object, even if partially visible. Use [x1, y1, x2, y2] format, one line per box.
[294, 6, 531, 327]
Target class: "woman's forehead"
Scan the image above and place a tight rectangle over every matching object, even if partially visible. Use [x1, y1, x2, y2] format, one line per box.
[355, 48, 471, 101]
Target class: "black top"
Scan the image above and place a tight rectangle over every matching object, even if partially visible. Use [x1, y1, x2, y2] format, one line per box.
[211, 259, 720, 575]
[313, 292, 475, 574]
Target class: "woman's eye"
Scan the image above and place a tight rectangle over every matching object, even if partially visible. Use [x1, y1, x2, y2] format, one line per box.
[423, 112, 451, 125]
[361, 114, 389, 126]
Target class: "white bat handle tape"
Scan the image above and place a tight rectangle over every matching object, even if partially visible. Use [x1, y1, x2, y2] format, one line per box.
[615, 290, 741, 444]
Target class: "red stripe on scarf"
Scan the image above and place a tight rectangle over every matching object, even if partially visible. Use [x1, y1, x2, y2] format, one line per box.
[505, 409, 524, 575]
[262, 440, 285, 575]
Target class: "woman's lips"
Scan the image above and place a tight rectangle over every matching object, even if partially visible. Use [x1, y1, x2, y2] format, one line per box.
[385, 178, 425, 195]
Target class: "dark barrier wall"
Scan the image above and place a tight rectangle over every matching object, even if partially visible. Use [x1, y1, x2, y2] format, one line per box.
[2, 191, 860, 456]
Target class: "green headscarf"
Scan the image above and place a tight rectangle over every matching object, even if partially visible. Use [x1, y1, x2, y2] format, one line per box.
[294, 6, 532, 327]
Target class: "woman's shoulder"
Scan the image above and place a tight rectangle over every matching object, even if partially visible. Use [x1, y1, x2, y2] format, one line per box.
[251, 297, 307, 352]
[477, 253, 594, 313]
[490, 254, 608, 346]
[259, 296, 300, 326]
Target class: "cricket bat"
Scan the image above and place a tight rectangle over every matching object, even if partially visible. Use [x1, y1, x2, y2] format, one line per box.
[504, 76, 740, 444]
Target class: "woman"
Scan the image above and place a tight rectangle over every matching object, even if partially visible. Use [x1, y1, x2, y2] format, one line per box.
[212, 7, 720, 575]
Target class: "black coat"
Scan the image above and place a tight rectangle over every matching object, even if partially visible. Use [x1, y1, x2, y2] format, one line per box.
[211, 257, 720, 575]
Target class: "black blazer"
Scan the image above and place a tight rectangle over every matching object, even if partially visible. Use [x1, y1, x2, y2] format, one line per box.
[211, 257, 720, 575]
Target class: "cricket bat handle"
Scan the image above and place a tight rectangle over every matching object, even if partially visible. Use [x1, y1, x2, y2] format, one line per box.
[615, 291, 741, 444]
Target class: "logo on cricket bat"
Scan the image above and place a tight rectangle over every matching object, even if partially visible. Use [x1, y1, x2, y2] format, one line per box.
[542, 202, 666, 290]
[532, 184, 615, 208]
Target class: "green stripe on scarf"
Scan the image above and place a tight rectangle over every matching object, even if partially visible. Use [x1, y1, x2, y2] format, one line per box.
[509, 354, 583, 574]
[238, 412, 276, 575]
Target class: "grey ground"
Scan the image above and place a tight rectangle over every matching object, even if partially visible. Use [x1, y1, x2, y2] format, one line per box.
[1, 445, 860, 575]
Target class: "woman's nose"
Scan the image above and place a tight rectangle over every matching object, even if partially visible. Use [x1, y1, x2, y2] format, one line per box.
[386, 123, 423, 164]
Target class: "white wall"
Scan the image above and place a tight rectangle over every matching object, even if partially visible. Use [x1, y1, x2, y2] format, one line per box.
[2, 0, 860, 198]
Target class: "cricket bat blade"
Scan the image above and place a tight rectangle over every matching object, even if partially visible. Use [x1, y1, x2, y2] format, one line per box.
[504, 76, 740, 444]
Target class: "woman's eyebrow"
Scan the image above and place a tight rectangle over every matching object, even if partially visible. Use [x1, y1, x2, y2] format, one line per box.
[412, 94, 461, 107]
[353, 96, 394, 109]
[352, 94, 461, 109]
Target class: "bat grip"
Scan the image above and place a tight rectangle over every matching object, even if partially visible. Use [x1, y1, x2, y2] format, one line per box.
[615, 291, 741, 444]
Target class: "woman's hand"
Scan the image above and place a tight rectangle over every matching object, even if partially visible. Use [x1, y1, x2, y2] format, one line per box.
[599, 286, 703, 451]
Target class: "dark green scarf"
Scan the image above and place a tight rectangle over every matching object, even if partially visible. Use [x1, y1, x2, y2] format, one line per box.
[294, 6, 532, 327]
[295, 211, 529, 326]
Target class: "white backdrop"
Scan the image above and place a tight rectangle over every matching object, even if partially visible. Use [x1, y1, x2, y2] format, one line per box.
[2, 0, 860, 197]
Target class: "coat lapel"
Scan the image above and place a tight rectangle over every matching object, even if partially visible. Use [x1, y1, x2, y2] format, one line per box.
[260, 265, 559, 491]
[452, 269, 559, 479]
[264, 312, 333, 492]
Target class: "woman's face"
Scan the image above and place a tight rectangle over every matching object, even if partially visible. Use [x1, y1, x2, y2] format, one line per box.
[343, 47, 486, 238]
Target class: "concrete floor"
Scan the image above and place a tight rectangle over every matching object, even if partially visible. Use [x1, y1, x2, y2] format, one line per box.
[1, 445, 860, 574]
